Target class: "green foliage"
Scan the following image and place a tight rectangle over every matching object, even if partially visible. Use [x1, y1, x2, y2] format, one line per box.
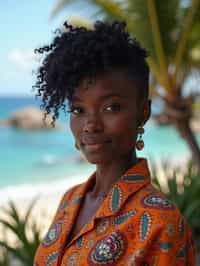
[126, 0, 179, 63]
[0, 247, 10, 266]
[0, 199, 42, 266]
[193, 101, 200, 111]
[151, 160, 200, 249]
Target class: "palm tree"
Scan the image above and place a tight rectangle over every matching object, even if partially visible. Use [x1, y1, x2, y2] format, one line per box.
[51, 0, 200, 170]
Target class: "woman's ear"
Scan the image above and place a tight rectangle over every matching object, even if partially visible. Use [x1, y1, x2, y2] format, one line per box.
[142, 99, 151, 125]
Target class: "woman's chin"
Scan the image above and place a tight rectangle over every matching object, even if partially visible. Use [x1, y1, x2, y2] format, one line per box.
[85, 157, 109, 165]
[82, 153, 112, 165]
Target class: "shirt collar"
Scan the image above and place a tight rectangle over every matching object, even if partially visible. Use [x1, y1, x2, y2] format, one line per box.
[75, 158, 150, 217]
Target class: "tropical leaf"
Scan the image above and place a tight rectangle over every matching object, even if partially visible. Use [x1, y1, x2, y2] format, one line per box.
[151, 160, 200, 239]
[172, 0, 200, 84]
[50, 0, 74, 18]
[0, 247, 10, 266]
[0, 199, 42, 266]
[0, 242, 25, 264]
[91, 0, 127, 21]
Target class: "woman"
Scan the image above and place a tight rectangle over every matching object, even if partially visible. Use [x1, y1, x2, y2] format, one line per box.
[34, 21, 195, 265]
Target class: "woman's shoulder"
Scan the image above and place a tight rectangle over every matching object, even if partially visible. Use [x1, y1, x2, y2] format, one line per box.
[51, 182, 85, 218]
[129, 183, 194, 247]
[59, 181, 85, 205]
[62, 183, 83, 200]
[131, 182, 186, 227]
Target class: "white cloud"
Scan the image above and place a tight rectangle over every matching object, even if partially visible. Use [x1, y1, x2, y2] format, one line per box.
[7, 48, 40, 71]
[0, 48, 41, 95]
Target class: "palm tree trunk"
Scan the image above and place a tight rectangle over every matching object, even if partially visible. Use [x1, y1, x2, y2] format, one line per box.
[154, 95, 200, 171]
[176, 121, 200, 171]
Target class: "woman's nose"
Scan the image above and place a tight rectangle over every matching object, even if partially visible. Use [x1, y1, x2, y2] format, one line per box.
[83, 113, 103, 133]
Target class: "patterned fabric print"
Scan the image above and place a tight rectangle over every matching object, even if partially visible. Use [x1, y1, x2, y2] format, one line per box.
[70, 196, 83, 205]
[64, 252, 79, 266]
[45, 251, 59, 266]
[126, 248, 146, 266]
[86, 238, 96, 249]
[139, 212, 152, 242]
[112, 210, 137, 225]
[177, 244, 188, 258]
[59, 196, 83, 211]
[87, 230, 127, 265]
[179, 217, 185, 236]
[59, 201, 68, 210]
[164, 222, 176, 237]
[122, 174, 145, 182]
[96, 218, 110, 236]
[109, 185, 123, 214]
[42, 220, 62, 247]
[141, 193, 175, 210]
[76, 236, 84, 249]
[159, 242, 173, 253]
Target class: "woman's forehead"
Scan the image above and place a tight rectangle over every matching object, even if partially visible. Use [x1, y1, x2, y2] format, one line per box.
[72, 71, 138, 101]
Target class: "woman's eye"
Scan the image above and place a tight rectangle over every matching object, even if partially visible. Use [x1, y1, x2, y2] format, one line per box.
[105, 103, 121, 112]
[68, 107, 83, 115]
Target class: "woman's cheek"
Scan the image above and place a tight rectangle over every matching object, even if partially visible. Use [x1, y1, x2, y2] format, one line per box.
[69, 116, 79, 138]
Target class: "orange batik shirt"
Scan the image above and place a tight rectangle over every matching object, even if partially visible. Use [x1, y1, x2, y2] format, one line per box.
[34, 158, 195, 265]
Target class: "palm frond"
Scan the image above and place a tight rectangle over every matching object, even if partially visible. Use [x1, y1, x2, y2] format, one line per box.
[24, 197, 38, 222]
[0, 242, 25, 264]
[50, 0, 74, 19]
[0, 219, 27, 246]
[0, 199, 42, 266]
[91, 0, 127, 21]
[146, 0, 173, 92]
[0, 247, 10, 266]
[173, 0, 200, 86]
[151, 160, 200, 240]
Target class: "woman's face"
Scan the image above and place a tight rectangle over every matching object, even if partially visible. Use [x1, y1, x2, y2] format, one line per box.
[70, 71, 150, 165]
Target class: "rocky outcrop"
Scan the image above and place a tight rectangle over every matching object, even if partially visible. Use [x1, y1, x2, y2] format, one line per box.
[1, 106, 62, 130]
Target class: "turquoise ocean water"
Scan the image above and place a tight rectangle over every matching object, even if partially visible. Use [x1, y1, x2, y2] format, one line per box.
[0, 96, 199, 200]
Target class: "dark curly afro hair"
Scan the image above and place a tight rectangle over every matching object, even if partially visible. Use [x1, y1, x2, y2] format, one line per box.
[33, 20, 149, 126]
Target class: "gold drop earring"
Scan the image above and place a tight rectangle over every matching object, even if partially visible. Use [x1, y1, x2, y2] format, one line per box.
[136, 126, 144, 150]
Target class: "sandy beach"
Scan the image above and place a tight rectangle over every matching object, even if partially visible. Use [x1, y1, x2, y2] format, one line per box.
[0, 191, 64, 266]
[0, 174, 90, 265]
[0, 189, 62, 246]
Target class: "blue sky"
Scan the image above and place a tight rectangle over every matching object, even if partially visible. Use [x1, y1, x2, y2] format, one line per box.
[1, 1, 198, 97]
[0, 1, 98, 96]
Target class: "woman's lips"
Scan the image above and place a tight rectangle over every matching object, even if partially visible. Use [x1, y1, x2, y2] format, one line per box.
[82, 141, 111, 152]
[84, 143, 105, 152]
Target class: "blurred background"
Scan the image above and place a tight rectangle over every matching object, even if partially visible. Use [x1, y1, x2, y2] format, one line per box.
[0, 0, 200, 265]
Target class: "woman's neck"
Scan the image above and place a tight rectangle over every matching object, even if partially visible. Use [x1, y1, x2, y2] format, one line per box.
[89, 151, 138, 198]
